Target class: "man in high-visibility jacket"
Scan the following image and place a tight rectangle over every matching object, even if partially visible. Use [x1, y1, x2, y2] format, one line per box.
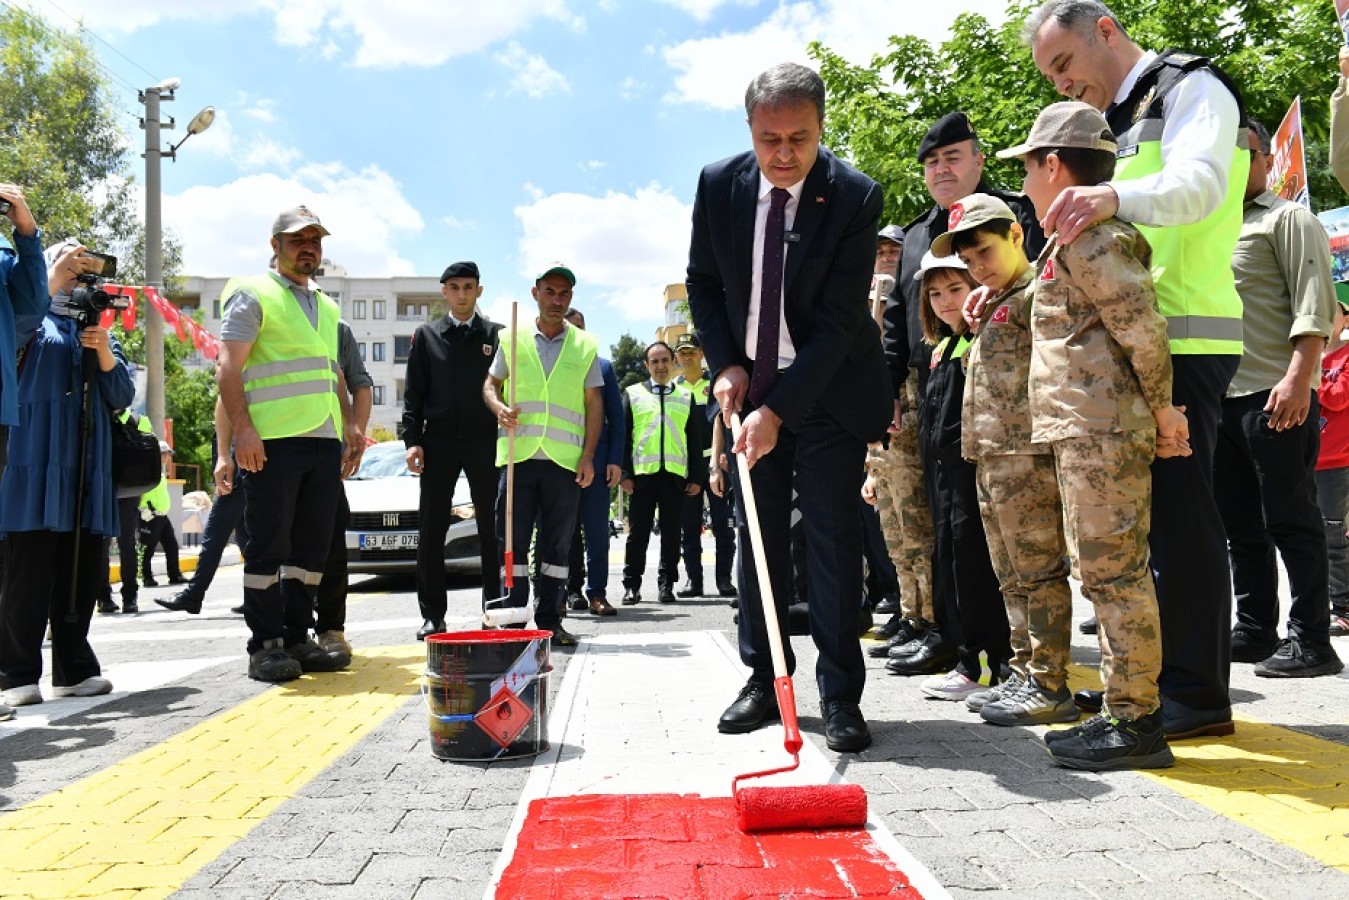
[621, 341, 704, 606]
[483, 263, 603, 647]
[217, 206, 364, 683]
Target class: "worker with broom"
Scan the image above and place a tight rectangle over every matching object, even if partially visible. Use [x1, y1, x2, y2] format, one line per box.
[483, 263, 603, 648]
[686, 62, 891, 752]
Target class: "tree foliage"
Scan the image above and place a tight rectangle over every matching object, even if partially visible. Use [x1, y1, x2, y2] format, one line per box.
[814, 0, 1346, 225]
[609, 334, 648, 389]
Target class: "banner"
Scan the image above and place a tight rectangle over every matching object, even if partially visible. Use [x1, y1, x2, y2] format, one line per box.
[1318, 205, 1349, 282]
[1337, 0, 1349, 44]
[99, 284, 222, 361]
[1269, 97, 1311, 210]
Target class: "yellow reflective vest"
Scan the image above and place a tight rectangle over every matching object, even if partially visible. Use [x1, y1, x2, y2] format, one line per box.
[496, 324, 599, 472]
[627, 381, 692, 478]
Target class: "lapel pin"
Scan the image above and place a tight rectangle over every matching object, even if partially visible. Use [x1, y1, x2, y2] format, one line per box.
[815, 196, 825, 203]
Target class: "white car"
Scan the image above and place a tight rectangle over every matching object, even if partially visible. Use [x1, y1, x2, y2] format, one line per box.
[343, 440, 484, 575]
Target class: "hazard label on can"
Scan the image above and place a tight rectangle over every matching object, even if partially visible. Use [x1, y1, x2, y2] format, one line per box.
[475, 686, 534, 749]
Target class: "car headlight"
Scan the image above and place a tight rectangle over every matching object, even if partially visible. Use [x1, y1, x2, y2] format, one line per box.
[451, 503, 475, 521]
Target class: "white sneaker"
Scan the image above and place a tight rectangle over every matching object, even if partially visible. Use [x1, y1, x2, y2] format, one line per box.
[2, 684, 42, 707]
[317, 630, 354, 656]
[920, 670, 983, 701]
[965, 671, 1024, 712]
[0, 702, 14, 721]
[52, 676, 113, 698]
[981, 678, 1080, 726]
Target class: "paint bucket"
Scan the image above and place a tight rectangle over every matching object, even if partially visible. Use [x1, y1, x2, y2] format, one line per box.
[424, 629, 552, 761]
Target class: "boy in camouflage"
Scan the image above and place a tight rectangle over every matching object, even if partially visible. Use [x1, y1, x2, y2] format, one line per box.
[998, 101, 1190, 771]
[932, 195, 1076, 721]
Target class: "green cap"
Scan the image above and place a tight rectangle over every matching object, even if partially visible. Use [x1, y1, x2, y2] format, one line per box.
[1335, 280, 1349, 310]
[930, 193, 1016, 257]
[536, 262, 576, 286]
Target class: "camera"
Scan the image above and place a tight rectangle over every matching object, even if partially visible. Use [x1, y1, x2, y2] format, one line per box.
[65, 253, 128, 326]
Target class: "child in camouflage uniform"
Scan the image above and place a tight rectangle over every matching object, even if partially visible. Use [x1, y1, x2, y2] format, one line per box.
[998, 101, 1189, 771]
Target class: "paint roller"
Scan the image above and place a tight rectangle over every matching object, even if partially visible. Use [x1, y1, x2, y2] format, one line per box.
[483, 300, 532, 630]
[727, 412, 868, 833]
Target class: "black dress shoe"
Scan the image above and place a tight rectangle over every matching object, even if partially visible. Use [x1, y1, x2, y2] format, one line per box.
[167, 575, 188, 586]
[885, 633, 956, 675]
[416, 619, 445, 641]
[658, 587, 677, 604]
[155, 592, 203, 614]
[96, 599, 120, 615]
[121, 599, 139, 615]
[821, 699, 871, 752]
[718, 680, 779, 734]
[873, 595, 900, 615]
[142, 578, 159, 588]
[621, 588, 641, 605]
[230, 604, 246, 615]
[1079, 616, 1098, 635]
[1161, 697, 1235, 740]
[1074, 689, 1103, 713]
[868, 613, 903, 642]
[717, 580, 737, 597]
[676, 581, 704, 598]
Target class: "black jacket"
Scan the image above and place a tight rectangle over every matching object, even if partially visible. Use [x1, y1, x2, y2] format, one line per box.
[401, 313, 503, 445]
[920, 332, 970, 465]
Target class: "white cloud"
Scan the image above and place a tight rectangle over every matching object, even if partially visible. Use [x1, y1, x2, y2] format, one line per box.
[242, 99, 278, 123]
[662, 0, 1010, 110]
[495, 41, 571, 98]
[442, 215, 474, 230]
[163, 163, 424, 277]
[170, 108, 302, 173]
[657, 0, 758, 23]
[514, 183, 691, 322]
[619, 76, 647, 100]
[580, 160, 609, 172]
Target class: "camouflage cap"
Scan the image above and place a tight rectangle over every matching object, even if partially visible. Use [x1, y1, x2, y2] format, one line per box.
[996, 101, 1118, 160]
[929, 193, 1016, 257]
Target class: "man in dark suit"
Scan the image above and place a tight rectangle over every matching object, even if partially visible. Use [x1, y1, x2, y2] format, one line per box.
[686, 62, 891, 752]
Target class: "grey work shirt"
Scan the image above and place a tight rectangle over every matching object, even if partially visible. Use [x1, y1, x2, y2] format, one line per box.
[489, 320, 603, 461]
[220, 270, 341, 439]
[337, 320, 373, 391]
[1230, 191, 1335, 397]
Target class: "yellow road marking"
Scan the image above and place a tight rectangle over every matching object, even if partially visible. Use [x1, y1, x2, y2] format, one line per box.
[1065, 663, 1349, 873]
[0, 645, 425, 899]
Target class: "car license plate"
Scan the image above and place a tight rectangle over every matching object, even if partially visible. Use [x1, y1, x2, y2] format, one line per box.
[359, 533, 418, 550]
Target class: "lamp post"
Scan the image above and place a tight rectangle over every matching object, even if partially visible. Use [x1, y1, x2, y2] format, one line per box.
[139, 77, 214, 437]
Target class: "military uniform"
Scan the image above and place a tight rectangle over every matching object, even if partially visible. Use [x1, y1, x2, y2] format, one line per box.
[1030, 221, 1173, 719]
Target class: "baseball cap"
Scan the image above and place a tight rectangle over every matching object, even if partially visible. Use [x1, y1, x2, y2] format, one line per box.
[1336, 280, 1349, 310]
[674, 333, 701, 352]
[913, 250, 968, 282]
[917, 111, 977, 162]
[158, 440, 173, 454]
[440, 261, 480, 282]
[929, 194, 1016, 258]
[271, 205, 329, 237]
[536, 262, 576, 286]
[877, 224, 904, 245]
[996, 101, 1118, 160]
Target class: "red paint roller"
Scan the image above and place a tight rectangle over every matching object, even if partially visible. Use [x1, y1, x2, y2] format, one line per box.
[727, 413, 869, 833]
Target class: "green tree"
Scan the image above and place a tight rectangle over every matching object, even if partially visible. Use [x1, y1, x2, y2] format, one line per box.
[814, 0, 1346, 224]
[610, 334, 648, 389]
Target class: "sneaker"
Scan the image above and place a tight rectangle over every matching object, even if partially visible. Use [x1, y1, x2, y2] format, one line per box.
[920, 669, 983, 701]
[981, 678, 1080, 726]
[1331, 612, 1349, 637]
[567, 592, 588, 612]
[96, 599, 120, 615]
[52, 676, 113, 698]
[317, 630, 354, 657]
[966, 671, 1024, 712]
[1254, 635, 1345, 678]
[121, 599, 139, 615]
[1, 684, 42, 707]
[288, 638, 351, 672]
[1046, 710, 1175, 771]
[1231, 628, 1280, 664]
[248, 639, 303, 682]
[0, 702, 13, 721]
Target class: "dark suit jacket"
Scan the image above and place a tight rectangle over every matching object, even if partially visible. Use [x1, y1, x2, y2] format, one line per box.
[685, 147, 891, 443]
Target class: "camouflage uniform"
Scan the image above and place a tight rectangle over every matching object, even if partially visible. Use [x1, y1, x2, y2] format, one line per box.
[1031, 220, 1173, 720]
[962, 269, 1070, 682]
[866, 377, 934, 625]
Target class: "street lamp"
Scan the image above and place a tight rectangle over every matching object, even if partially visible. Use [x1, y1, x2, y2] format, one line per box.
[139, 77, 214, 438]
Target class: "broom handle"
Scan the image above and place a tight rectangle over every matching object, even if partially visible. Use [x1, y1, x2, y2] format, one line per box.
[729, 413, 788, 679]
[504, 302, 517, 589]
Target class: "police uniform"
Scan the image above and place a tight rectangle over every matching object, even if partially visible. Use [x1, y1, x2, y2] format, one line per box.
[673, 354, 735, 596]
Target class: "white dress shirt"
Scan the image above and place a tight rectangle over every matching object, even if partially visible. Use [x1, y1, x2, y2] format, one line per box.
[1110, 50, 1241, 228]
[745, 172, 802, 368]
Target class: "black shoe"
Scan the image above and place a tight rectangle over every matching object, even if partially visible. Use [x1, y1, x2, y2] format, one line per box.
[155, 592, 203, 614]
[868, 613, 903, 642]
[1046, 710, 1175, 771]
[887, 626, 938, 660]
[121, 599, 139, 615]
[96, 599, 120, 615]
[717, 580, 737, 598]
[621, 588, 641, 606]
[230, 604, 246, 615]
[676, 581, 703, 598]
[1254, 635, 1345, 678]
[1073, 689, 1103, 713]
[167, 575, 188, 586]
[658, 587, 677, 604]
[885, 632, 955, 675]
[728, 597, 739, 609]
[873, 595, 900, 615]
[287, 638, 350, 672]
[549, 625, 579, 648]
[821, 699, 871, 752]
[855, 607, 874, 637]
[718, 680, 779, 734]
[248, 640, 302, 683]
[567, 592, 588, 612]
[1161, 697, 1235, 740]
[1078, 616, 1097, 635]
[869, 620, 924, 658]
[142, 579, 159, 588]
[1231, 628, 1280, 664]
[416, 619, 445, 641]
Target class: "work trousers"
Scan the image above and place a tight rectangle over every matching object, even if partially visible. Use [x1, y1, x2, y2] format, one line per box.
[730, 407, 867, 703]
[316, 489, 350, 635]
[495, 459, 579, 630]
[181, 470, 249, 600]
[568, 477, 612, 599]
[975, 452, 1071, 686]
[116, 497, 140, 602]
[1315, 466, 1349, 612]
[860, 498, 899, 602]
[1151, 354, 1238, 712]
[240, 438, 341, 653]
[623, 471, 686, 592]
[1216, 388, 1330, 643]
[139, 514, 182, 583]
[417, 436, 500, 618]
[0, 529, 103, 689]
[679, 482, 735, 587]
[868, 419, 935, 624]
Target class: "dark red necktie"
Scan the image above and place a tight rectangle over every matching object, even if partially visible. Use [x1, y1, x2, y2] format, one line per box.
[749, 187, 789, 407]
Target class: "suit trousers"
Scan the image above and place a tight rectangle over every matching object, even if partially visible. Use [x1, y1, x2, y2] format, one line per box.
[495, 459, 579, 629]
[417, 436, 500, 620]
[568, 478, 612, 599]
[860, 498, 899, 601]
[729, 407, 867, 703]
[0, 529, 103, 689]
[1151, 355, 1238, 712]
[1216, 389, 1330, 643]
[623, 472, 686, 592]
[138, 514, 182, 583]
[679, 486, 735, 587]
[316, 489, 350, 634]
[241, 438, 341, 653]
[181, 470, 249, 601]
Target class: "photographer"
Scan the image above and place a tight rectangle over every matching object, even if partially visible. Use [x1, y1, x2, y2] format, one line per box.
[0, 240, 134, 708]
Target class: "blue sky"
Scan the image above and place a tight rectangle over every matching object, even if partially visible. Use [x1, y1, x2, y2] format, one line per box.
[30, 0, 1005, 353]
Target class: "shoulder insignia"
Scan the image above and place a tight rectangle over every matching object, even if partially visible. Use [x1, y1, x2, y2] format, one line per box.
[483, 344, 493, 356]
[1041, 258, 1056, 282]
[990, 304, 1010, 324]
[1132, 85, 1156, 123]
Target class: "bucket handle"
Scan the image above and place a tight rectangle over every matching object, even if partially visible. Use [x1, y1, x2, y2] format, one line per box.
[422, 677, 475, 724]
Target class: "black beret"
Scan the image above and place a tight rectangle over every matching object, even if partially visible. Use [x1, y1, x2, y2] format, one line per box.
[440, 261, 481, 282]
[917, 112, 977, 162]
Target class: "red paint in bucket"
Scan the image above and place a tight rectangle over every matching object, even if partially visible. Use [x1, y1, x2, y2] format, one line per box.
[425, 629, 552, 761]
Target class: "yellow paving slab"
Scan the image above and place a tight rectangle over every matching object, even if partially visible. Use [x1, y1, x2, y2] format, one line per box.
[1065, 662, 1349, 873]
[0, 645, 425, 900]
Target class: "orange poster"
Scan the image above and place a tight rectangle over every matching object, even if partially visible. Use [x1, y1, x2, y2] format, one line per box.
[1269, 96, 1310, 210]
